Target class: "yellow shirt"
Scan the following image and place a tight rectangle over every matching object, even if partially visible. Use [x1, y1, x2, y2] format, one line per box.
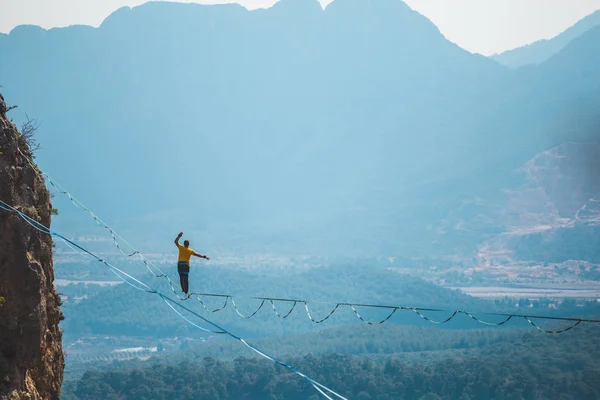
[177, 244, 195, 263]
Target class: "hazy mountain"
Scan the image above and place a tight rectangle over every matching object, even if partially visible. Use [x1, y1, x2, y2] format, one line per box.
[491, 10, 600, 68]
[0, 0, 598, 259]
[470, 141, 600, 269]
[450, 21, 600, 265]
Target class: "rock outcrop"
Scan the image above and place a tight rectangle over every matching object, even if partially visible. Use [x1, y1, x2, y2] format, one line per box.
[0, 93, 64, 399]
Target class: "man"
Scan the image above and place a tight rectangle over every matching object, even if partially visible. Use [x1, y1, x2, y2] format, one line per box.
[174, 232, 209, 295]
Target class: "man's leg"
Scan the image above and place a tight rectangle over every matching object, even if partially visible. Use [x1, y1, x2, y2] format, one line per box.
[179, 273, 186, 293]
[182, 274, 189, 294]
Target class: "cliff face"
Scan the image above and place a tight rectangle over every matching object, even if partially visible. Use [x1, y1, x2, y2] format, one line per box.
[0, 93, 64, 399]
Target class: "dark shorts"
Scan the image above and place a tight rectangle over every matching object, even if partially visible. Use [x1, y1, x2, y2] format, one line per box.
[177, 261, 190, 274]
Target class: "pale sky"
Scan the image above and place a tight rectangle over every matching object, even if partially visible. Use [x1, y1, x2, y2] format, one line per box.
[1, 0, 600, 55]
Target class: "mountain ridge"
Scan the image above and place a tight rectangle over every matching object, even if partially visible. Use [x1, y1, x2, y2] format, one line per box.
[0, 0, 598, 260]
[491, 9, 600, 68]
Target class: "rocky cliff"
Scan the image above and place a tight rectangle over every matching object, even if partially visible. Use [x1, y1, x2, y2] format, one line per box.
[0, 93, 64, 399]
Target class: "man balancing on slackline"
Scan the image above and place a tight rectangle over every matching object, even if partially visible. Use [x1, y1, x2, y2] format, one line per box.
[174, 232, 210, 295]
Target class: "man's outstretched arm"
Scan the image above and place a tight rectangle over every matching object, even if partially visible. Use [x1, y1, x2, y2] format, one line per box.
[174, 232, 183, 246]
[193, 252, 210, 260]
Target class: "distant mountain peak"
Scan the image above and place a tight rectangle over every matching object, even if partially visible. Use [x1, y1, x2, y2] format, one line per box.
[492, 9, 600, 68]
[99, 5, 133, 29]
[323, 0, 444, 44]
[100, 1, 248, 30]
[325, 0, 414, 17]
[8, 24, 47, 37]
[272, 0, 323, 12]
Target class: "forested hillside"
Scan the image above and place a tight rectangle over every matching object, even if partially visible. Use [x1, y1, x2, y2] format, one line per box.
[62, 324, 600, 400]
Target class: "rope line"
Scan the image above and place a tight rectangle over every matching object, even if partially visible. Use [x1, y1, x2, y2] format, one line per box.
[411, 309, 459, 325]
[350, 305, 398, 325]
[0, 195, 597, 335]
[270, 300, 298, 319]
[10, 151, 600, 334]
[305, 302, 341, 324]
[462, 311, 513, 326]
[1, 195, 597, 336]
[230, 297, 267, 319]
[0, 198, 348, 400]
[196, 295, 229, 313]
[524, 317, 582, 334]
[187, 291, 600, 333]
